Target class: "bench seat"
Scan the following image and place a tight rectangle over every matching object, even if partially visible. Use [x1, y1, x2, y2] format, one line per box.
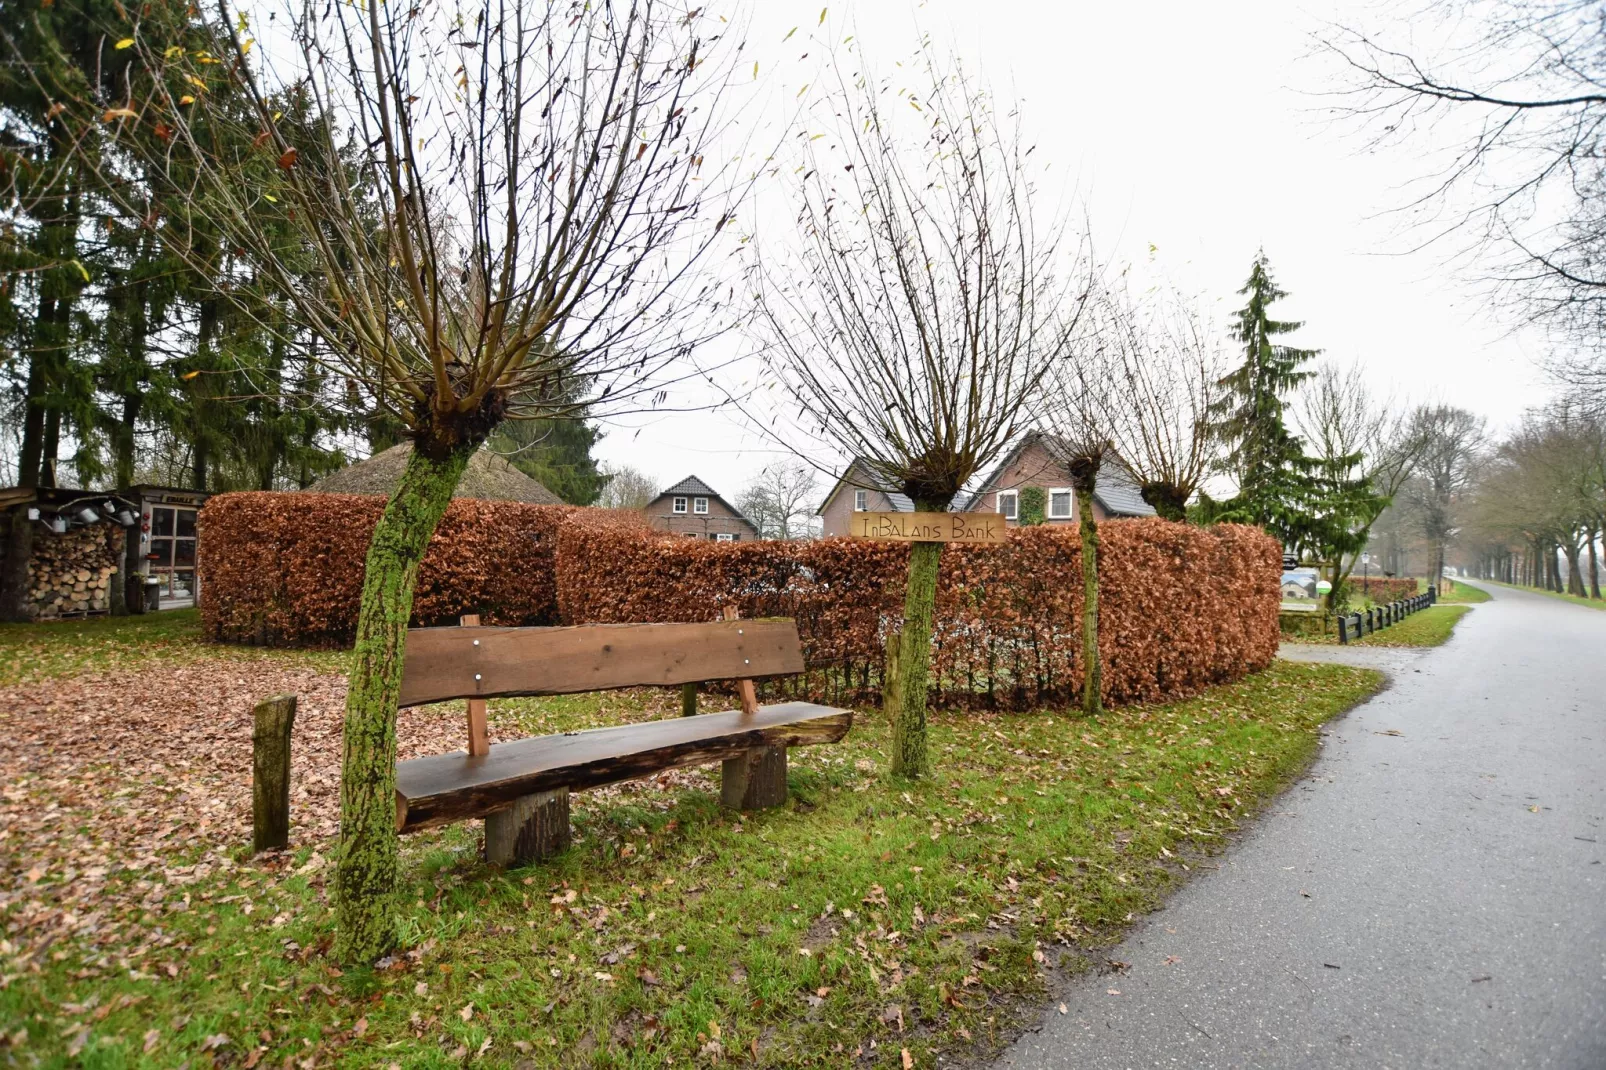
[396, 701, 851, 833]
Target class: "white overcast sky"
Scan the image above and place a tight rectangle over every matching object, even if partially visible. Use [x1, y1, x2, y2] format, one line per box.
[589, 0, 1556, 503]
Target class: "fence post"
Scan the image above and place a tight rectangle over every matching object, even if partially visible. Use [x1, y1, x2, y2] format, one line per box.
[1338, 615, 1349, 644]
[252, 694, 297, 853]
[681, 681, 698, 717]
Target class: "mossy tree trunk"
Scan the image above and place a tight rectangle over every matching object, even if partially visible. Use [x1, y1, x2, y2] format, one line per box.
[1075, 487, 1102, 717]
[891, 499, 947, 779]
[334, 439, 475, 964]
[1139, 481, 1190, 523]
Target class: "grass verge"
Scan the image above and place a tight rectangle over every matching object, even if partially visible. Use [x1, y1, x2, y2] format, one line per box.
[1479, 578, 1605, 611]
[1, 647, 1382, 1068]
[1353, 604, 1470, 647]
[1433, 581, 1489, 604]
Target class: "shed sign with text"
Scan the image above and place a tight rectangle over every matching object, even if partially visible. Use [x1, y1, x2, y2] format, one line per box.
[849, 512, 1007, 544]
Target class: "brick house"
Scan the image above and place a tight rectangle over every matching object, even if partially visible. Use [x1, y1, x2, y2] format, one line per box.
[958, 431, 1157, 524]
[645, 475, 759, 541]
[815, 457, 917, 538]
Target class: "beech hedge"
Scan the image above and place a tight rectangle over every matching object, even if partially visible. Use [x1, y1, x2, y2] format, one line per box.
[1350, 576, 1418, 602]
[558, 513, 1280, 710]
[202, 494, 1279, 710]
[199, 493, 576, 646]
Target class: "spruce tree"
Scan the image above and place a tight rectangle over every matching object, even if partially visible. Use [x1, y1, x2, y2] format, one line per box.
[1201, 251, 1369, 560]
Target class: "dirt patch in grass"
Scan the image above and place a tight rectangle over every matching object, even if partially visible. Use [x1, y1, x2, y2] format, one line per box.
[0, 631, 1382, 1068]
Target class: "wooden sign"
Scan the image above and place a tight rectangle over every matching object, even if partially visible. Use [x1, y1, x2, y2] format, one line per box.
[849, 511, 1007, 544]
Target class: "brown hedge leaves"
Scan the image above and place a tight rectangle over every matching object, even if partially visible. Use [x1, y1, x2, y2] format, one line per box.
[199, 493, 577, 645]
[201, 495, 1279, 711]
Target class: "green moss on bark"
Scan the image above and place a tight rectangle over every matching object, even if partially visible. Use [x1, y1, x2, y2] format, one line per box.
[1076, 487, 1102, 717]
[334, 441, 474, 965]
[891, 537, 943, 779]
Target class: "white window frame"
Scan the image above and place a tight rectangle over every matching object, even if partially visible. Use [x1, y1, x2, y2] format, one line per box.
[854, 488, 868, 512]
[672, 496, 688, 514]
[715, 532, 735, 542]
[693, 496, 709, 514]
[996, 489, 1019, 521]
[682, 531, 700, 538]
[1048, 488, 1074, 520]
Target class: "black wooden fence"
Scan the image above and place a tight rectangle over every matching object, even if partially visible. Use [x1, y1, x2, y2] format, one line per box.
[1337, 587, 1437, 644]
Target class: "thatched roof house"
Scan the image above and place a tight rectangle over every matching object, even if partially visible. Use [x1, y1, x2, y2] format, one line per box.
[305, 443, 564, 505]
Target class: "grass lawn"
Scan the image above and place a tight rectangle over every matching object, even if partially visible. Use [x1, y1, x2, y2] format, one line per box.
[0, 609, 347, 688]
[0, 615, 1383, 1068]
[1479, 578, 1606, 611]
[1434, 581, 1490, 605]
[1353, 604, 1470, 647]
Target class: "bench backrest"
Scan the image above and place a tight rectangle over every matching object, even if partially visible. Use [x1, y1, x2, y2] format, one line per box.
[397, 618, 805, 709]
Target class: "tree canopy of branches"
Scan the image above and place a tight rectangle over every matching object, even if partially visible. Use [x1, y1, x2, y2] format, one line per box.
[735, 462, 817, 540]
[751, 45, 1090, 776]
[1323, 0, 1606, 392]
[1404, 404, 1487, 582]
[1095, 280, 1225, 522]
[29, 0, 746, 962]
[596, 463, 659, 511]
[1295, 363, 1429, 609]
[1463, 394, 1602, 594]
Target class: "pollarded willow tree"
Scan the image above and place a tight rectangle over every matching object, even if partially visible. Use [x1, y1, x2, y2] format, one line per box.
[1035, 282, 1122, 717]
[1100, 282, 1226, 522]
[750, 45, 1093, 776]
[34, 0, 748, 962]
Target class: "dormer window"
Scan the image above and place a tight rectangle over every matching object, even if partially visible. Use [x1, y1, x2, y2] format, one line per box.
[694, 497, 709, 514]
[672, 496, 688, 514]
[854, 489, 868, 511]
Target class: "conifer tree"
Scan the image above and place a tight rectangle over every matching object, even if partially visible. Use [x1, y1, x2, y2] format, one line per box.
[1200, 251, 1370, 561]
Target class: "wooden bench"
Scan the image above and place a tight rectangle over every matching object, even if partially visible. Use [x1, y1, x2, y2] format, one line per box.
[393, 612, 852, 865]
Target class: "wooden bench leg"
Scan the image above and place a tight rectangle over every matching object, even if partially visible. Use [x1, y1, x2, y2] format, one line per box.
[721, 745, 787, 810]
[484, 788, 570, 865]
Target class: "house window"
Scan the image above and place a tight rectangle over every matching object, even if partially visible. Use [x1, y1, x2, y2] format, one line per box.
[682, 531, 700, 538]
[715, 532, 735, 542]
[694, 497, 709, 514]
[854, 489, 868, 512]
[996, 490, 1019, 521]
[1048, 489, 1074, 520]
[672, 496, 688, 514]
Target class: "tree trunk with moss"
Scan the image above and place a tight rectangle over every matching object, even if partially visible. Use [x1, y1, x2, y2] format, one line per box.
[334, 440, 475, 964]
[1139, 481, 1190, 523]
[1074, 487, 1102, 717]
[891, 517, 945, 779]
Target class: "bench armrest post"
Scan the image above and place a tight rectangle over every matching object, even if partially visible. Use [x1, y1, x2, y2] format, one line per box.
[460, 614, 490, 757]
[722, 606, 760, 717]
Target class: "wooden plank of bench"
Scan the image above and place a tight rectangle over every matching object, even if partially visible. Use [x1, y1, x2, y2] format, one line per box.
[395, 701, 851, 832]
[398, 620, 806, 708]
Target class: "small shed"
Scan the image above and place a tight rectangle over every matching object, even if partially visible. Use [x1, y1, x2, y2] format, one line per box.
[125, 485, 213, 610]
[304, 443, 564, 505]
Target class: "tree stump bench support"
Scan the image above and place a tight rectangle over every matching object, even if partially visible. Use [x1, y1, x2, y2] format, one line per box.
[392, 613, 851, 866]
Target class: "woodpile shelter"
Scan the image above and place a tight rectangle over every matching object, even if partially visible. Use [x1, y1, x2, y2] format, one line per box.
[0, 485, 138, 619]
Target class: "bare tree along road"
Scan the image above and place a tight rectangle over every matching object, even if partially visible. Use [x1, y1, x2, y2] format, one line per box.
[996, 581, 1606, 1069]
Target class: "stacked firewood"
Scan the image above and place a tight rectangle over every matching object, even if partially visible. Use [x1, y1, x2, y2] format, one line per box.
[28, 525, 124, 619]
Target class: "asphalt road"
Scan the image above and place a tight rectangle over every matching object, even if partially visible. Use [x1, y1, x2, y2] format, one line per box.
[993, 582, 1606, 1069]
